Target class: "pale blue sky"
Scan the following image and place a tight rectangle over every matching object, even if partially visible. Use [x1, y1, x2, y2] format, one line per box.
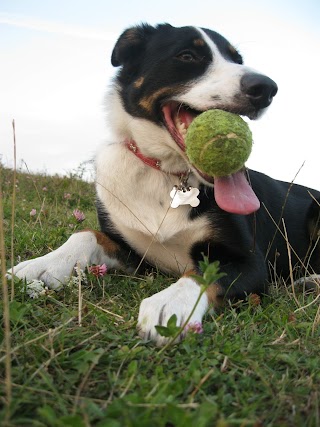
[1, 0, 319, 29]
[1, 0, 320, 187]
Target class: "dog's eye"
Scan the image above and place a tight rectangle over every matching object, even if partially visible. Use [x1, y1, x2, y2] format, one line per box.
[176, 51, 197, 62]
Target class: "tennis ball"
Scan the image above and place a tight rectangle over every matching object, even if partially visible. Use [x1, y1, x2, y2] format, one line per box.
[185, 109, 252, 177]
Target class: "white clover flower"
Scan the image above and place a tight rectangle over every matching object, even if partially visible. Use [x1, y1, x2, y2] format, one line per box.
[22, 280, 48, 299]
[67, 265, 88, 287]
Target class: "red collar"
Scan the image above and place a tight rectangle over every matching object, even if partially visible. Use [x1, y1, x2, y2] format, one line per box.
[125, 139, 187, 177]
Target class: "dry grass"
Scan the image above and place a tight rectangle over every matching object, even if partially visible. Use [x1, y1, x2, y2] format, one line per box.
[0, 163, 319, 427]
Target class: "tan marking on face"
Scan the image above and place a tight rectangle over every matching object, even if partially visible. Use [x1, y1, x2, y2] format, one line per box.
[124, 28, 140, 42]
[80, 229, 119, 256]
[139, 87, 177, 112]
[193, 38, 205, 46]
[206, 283, 224, 308]
[228, 44, 237, 55]
[134, 77, 144, 88]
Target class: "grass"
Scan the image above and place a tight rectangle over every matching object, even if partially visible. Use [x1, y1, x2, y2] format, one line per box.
[0, 163, 319, 427]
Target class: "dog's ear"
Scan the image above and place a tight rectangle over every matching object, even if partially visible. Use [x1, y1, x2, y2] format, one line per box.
[111, 23, 156, 67]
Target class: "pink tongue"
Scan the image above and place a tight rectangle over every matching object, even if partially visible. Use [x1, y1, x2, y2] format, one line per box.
[214, 170, 260, 215]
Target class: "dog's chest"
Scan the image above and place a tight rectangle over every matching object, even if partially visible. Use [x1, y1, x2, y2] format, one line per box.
[96, 158, 210, 273]
[113, 202, 210, 274]
[108, 171, 208, 236]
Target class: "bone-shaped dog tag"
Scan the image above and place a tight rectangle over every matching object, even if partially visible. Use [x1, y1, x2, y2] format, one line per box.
[170, 186, 200, 208]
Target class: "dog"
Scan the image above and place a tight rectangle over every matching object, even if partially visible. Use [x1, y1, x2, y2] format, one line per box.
[9, 23, 320, 345]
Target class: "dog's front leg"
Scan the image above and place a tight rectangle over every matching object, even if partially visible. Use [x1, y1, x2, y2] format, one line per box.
[7, 230, 121, 289]
[137, 276, 220, 346]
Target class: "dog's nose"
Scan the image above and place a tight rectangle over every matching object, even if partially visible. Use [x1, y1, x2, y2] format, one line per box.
[241, 73, 278, 109]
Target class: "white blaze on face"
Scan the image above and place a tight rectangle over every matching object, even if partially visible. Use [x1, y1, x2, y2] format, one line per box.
[173, 27, 255, 111]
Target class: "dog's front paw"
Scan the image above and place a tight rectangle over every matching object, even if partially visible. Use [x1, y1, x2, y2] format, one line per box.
[7, 231, 99, 289]
[137, 277, 208, 346]
[7, 252, 73, 289]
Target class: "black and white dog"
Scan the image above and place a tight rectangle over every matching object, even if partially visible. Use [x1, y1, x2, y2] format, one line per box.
[10, 24, 320, 345]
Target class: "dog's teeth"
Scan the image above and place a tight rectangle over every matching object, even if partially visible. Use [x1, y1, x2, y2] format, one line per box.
[174, 116, 188, 138]
[180, 127, 187, 137]
[176, 121, 186, 132]
[174, 117, 180, 127]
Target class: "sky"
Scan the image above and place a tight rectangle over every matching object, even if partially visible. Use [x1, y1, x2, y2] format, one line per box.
[0, 0, 320, 188]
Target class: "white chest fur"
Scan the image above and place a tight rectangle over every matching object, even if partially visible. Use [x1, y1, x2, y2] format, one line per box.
[96, 144, 210, 274]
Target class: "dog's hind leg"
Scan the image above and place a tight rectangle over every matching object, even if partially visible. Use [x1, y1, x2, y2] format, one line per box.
[293, 274, 320, 292]
[7, 230, 122, 289]
[296, 196, 320, 292]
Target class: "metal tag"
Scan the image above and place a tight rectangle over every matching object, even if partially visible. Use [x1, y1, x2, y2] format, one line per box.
[170, 185, 200, 208]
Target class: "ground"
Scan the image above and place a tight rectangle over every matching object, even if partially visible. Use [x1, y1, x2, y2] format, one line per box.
[0, 164, 319, 427]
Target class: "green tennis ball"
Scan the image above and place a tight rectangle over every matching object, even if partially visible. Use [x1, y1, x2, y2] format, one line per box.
[185, 109, 252, 177]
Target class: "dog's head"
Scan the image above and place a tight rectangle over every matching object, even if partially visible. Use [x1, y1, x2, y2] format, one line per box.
[111, 23, 277, 141]
[110, 23, 277, 214]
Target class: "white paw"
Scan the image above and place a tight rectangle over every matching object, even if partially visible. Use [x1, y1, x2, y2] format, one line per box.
[294, 274, 320, 291]
[7, 231, 103, 289]
[8, 252, 75, 289]
[137, 277, 208, 346]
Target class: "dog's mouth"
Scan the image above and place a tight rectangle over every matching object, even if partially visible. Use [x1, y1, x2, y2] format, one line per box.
[162, 102, 260, 215]
[162, 102, 198, 153]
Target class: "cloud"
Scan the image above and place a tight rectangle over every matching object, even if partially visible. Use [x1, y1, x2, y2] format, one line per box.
[0, 12, 117, 41]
